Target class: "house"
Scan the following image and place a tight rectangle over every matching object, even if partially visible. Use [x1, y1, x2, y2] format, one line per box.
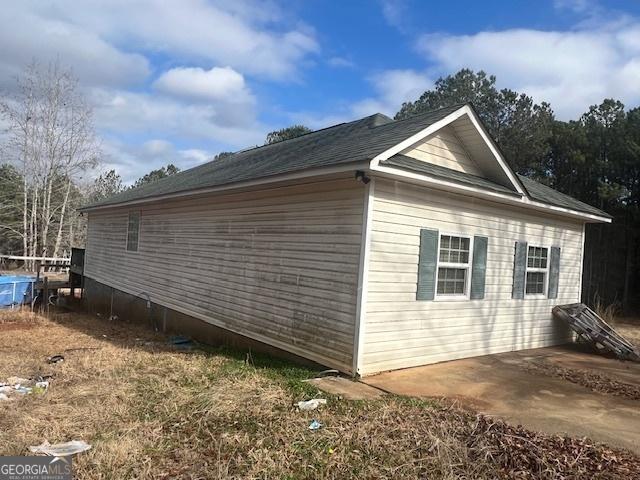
[80, 104, 611, 376]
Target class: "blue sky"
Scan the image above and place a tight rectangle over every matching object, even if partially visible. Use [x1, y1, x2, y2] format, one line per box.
[1, 0, 639, 182]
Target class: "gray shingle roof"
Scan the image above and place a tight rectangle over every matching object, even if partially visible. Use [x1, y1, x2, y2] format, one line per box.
[83, 103, 609, 219]
[517, 175, 611, 218]
[380, 155, 610, 218]
[83, 105, 463, 209]
[381, 155, 520, 196]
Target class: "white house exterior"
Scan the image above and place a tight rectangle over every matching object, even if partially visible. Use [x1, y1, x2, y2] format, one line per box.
[81, 104, 611, 376]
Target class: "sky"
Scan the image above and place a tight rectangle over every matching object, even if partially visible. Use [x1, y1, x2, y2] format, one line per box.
[0, 0, 639, 183]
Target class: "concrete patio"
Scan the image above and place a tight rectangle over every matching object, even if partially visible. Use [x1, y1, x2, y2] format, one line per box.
[364, 345, 640, 454]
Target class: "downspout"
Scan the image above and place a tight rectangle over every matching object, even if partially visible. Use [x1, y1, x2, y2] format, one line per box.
[352, 174, 375, 377]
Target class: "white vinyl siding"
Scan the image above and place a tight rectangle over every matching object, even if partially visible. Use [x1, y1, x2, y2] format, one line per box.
[85, 177, 364, 373]
[400, 126, 484, 176]
[359, 178, 584, 375]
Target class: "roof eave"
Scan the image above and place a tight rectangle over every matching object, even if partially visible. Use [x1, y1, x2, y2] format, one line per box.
[79, 160, 371, 212]
[370, 164, 612, 224]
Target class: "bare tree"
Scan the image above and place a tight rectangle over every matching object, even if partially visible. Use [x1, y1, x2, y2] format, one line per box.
[0, 61, 100, 266]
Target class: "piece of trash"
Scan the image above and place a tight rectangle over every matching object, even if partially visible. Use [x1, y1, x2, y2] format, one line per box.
[0, 393, 9, 401]
[316, 369, 340, 378]
[47, 355, 65, 364]
[14, 386, 32, 395]
[308, 420, 322, 431]
[169, 335, 193, 350]
[0, 386, 12, 394]
[296, 399, 327, 411]
[29, 440, 92, 457]
[34, 381, 49, 394]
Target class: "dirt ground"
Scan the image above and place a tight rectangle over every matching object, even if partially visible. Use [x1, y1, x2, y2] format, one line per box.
[1, 310, 640, 479]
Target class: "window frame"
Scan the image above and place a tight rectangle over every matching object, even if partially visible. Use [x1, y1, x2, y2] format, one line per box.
[434, 232, 473, 301]
[525, 244, 549, 297]
[126, 211, 141, 253]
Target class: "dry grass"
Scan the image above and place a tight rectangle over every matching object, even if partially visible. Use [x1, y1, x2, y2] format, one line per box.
[616, 321, 640, 347]
[593, 298, 621, 326]
[1, 310, 639, 479]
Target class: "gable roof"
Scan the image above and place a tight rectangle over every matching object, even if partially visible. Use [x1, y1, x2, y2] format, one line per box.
[83, 105, 462, 209]
[516, 174, 609, 218]
[382, 155, 519, 196]
[380, 154, 610, 219]
[82, 103, 609, 222]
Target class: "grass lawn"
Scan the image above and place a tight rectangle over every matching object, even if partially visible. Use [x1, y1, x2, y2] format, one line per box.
[1, 310, 639, 479]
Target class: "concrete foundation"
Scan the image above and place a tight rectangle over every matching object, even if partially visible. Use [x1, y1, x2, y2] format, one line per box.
[83, 276, 324, 369]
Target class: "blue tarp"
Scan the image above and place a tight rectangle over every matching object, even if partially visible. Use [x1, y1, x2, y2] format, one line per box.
[0, 275, 36, 308]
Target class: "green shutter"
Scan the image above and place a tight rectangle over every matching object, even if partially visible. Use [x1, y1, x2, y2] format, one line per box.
[470, 236, 488, 299]
[548, 246, 561, 299]
[512, 241, 527, 299]
[417, 228, 439, 301]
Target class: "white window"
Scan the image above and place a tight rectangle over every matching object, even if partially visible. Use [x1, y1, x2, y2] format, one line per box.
[525, 246, 548, 295]
[436, 234, 472, 297]
[126, 212, 140, 252]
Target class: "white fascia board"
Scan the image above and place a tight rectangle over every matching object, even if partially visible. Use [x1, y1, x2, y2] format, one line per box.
[463, 106, 527, 196]
[80, 161, 370, 212]
[370, 107, 468, 166]
[371, 165, 612, 224]
[370, 104, 526, 195]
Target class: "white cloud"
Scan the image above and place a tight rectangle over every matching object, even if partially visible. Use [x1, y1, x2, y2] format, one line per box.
[0, 1, 318, 89]
[554, 0, 593, 13]
[416, 20, 640, 118]
[351, 69, 433, 117]
[99, 137, 216, 184]
[0, 3, 150, 89]
[36, 0, 317, 80]
[153, 66, 253, 104]
[379, 0, 408, 31]
[92, 88, 265, 145]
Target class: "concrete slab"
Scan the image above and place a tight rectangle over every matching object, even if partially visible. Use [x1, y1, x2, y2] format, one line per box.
[307, 376, 385, 400]
[364, 348, 640, 454]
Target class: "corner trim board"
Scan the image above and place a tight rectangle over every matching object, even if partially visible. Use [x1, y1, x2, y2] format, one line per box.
[352, 178, 375, 376]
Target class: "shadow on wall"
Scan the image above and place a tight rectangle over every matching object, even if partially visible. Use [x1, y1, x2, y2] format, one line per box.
[81, 276, 326, 371]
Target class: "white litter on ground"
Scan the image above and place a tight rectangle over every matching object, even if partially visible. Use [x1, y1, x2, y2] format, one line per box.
[295, 398, 327, 411]
[29, 440, 92, 457]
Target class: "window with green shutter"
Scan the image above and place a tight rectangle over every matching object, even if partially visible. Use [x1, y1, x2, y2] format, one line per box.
[418, 230, 489, 301]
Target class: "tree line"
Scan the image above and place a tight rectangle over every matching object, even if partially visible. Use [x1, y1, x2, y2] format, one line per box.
[0, 65, 637, 310]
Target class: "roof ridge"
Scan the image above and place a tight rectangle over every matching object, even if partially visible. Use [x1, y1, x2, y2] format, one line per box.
[224, 112, 389, 158]
[383, 103, 467, 126]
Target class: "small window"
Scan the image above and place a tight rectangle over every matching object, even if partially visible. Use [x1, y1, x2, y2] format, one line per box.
[126, 212, 140, 252]
[436, 234, 471, 297]
[525, 246, 548, 295]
